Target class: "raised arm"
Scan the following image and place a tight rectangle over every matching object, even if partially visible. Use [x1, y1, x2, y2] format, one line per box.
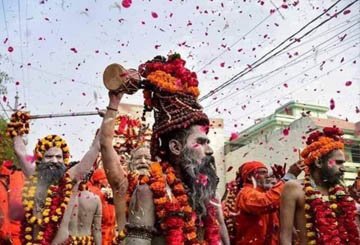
[280, 180, 300, 245]
[100, 92, 129, 228]
[92, 195, 102, 245]
[237, 181, 284, 215]
[6, 110, 36, 178]
[68, 126, 101, 182]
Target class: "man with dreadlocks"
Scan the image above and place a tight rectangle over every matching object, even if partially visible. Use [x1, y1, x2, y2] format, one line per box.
[105, 53, 230, 245]
[6, 111, 102, 244]
[280, 126, 360, 244]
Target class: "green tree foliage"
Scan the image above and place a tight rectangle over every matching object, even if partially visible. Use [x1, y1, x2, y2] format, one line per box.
[0, 116, 17, 165]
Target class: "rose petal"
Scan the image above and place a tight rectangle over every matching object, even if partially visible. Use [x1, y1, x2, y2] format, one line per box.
[151, 12, 158, 18]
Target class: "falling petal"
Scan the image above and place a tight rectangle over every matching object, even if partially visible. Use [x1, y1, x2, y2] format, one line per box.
[151, 12, 158, 18]
[8, 46, 14, 52]
[345, 81, 352, 86]
[330, 98, 335, 110]
[121, 0, 132, 8]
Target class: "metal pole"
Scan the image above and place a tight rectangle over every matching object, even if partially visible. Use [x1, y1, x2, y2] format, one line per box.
[29, 111, 100, 119]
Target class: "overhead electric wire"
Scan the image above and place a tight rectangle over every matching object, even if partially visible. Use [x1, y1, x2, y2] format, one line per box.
[199, 0, 358, 102]
[203, 20, 360, 109]
[224, 39, 359, 113]
[229, 54, 359, 124]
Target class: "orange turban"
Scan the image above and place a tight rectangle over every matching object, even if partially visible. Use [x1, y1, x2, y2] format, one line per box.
[91, 169, 107, 183]
[240, 161, 266, 181]
[301, 126, 344, 166]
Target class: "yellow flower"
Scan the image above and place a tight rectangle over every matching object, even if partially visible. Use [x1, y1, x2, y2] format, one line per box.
[42, 209, 50, 217]
[64, 197, 70, 203]
[44, 217, 50, 223]
[51, 216, 59, 222]
[65, 184, 73, 189]
[330, 203, 337, 210]
[305, 223, 313, 228]
[25, 234, 32, 240]
[307, 232, 315, 237]
[307, 240, 316, 245]
[329, 195, 336, 200]
[56, 208, 62, 215]
[25, 227, 32, 232]
[29, 216, 37, 224]
[65, 191, 71, 196]
[305, 186, 314, 192]
[37, 219, 42, 225]
[60, 203, 67, 208]
[304, 204, 311, 210]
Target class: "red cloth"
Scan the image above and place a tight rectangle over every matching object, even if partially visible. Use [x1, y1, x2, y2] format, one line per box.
[88, 183, 116, 245]
[91, 169, 107, 183]
[0, 166, 24, 245]
[240, 161, 266, 181]
[235, 181, 284, 245]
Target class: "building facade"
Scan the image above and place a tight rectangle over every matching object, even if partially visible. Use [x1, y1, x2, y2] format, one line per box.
[225, 101, 360, 186]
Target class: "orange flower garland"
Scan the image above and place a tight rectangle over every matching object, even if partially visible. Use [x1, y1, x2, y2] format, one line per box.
[21, 172, 73, 245]
[301, 136, 344, 165]
[124, 161, 221, 244]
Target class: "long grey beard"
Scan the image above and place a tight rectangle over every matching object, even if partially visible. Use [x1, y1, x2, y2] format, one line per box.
[36, 161, 66, 187]
[179, 149, 219, 220]
[33, 161, 66, 210]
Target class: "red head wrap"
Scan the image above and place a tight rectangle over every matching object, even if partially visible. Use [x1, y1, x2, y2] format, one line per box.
[240, 161, 266, 181]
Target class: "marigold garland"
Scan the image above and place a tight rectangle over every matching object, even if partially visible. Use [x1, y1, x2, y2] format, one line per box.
[34, 135, 71, 166]
[139, 53, 200, 102]
[304, 173, 360, 245]
[124, 161, 221, 244]
[6, 111, 30, 137]
[21, 172, 73, 245]
[301, 126, 344, 166]
[301, 136, 344, 165]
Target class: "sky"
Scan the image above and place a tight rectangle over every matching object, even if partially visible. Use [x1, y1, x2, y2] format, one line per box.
[0, 0, 359, 160]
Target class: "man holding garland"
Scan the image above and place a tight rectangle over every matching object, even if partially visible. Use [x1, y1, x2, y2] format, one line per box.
[7, 111, 102, 244]
[280, 126, 360, 244]
[104, 53, 230, 244]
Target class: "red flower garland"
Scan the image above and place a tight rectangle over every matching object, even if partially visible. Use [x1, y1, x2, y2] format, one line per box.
[21, 173, 73, 244]
[304, 173, 360, 244]
[125, 162, 221, 244]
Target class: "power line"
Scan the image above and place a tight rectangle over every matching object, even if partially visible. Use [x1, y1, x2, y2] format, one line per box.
[204, 21, 360, 110]
[195, 6, 274, 73]
[199, 0, 357, 102]
[224, 39, 359, 114]
[228, 54, 359, 124]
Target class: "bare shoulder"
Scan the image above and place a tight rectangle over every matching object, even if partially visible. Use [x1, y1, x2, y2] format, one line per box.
[282, 180, 303, 198]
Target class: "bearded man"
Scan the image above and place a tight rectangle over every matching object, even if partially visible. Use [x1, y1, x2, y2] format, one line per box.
[234, 161, 303, 245]
[101, 53, 230, 244]
[280, 126, 360, 244]
[7, 111, 101, 244]
[99, 108, 152, 239]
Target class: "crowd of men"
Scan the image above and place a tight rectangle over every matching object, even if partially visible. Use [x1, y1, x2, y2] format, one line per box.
[1, 53, 360, 244]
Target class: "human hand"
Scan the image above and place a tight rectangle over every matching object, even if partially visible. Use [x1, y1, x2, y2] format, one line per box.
[287, 160, 306, 177]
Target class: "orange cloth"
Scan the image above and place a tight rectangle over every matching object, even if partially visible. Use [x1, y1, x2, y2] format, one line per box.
[88, 183, 116, 245]
[235, 181, 284, 245]
[240, 161, 266, 181]
[0, 167, 24, 245]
